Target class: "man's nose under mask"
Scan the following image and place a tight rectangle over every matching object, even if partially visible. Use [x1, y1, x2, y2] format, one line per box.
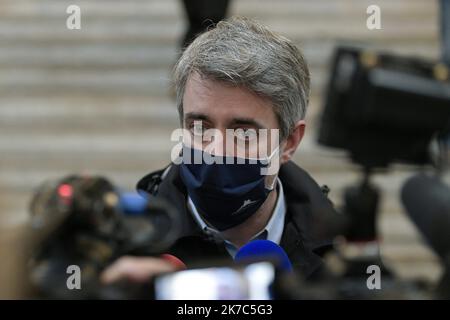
[179, 145, 279, 231]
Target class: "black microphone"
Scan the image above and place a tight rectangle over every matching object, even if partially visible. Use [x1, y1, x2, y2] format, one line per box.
[401, 173, 450, 260]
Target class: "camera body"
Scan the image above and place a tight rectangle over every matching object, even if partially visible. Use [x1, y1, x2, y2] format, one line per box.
[28, 175, 180, 299]
[319, 46, 450, 167]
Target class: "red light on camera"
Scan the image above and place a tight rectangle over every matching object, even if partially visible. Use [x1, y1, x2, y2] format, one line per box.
[58, 184, 73, 198]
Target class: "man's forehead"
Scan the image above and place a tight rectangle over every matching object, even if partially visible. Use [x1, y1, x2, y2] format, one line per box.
[183, 74, 278, 128]
[185, 74, 259, 106]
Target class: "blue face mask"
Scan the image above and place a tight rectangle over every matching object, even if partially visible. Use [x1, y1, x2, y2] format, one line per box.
[179, 145, 277, 231]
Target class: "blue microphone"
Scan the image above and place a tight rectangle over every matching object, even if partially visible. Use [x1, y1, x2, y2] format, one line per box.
[235, 240, 293, 272]
[119, 192, 149, 215]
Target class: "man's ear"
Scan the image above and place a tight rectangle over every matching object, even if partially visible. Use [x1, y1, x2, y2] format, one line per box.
[280, 120, 306, 165]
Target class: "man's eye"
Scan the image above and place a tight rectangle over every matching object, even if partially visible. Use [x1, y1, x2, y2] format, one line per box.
[236, 128, 258, 141]
[191, 124, 205, 136]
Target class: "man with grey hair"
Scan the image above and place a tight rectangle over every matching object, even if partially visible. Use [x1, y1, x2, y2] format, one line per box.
[101, 16, 336, 285]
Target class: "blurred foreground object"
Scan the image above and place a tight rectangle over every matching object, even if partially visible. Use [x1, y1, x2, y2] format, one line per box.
[27, 175, 180, 299]
[402, 173, 450, 299]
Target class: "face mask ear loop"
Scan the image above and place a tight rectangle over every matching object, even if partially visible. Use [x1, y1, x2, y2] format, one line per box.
[261, 147, 281, 191]
[264, 176, 277, 192]
[246, 145, 280, 162]
[268, 146, 280, 161]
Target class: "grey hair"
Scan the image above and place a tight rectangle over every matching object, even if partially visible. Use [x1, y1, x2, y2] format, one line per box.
[173, 16, 310, 140]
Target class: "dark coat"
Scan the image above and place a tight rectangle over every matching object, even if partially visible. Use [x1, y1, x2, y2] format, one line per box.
[136, 161, 337, 278]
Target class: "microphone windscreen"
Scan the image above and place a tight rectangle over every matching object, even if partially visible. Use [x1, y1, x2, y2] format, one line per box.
[119, 192, 148, 215]
[235, 240, 293, 272]
[401, 174, 450, 259]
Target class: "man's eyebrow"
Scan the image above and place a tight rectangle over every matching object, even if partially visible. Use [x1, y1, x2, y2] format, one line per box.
[229, 117, 266, 129]
[184, 112, 211, 123]
[184, 113, 266, 129]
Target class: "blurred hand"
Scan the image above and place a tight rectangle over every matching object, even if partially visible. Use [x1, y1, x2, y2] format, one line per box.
[100, 256, 177, 284]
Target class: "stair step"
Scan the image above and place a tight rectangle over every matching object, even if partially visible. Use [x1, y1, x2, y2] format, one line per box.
[0, 44, 179, 68]
[0, 18, 436, 43]
[0, 0, 436, 19]
[0, 42, 438, 70]
[0, 67, 172, 95]
[0, 96, 178, 124]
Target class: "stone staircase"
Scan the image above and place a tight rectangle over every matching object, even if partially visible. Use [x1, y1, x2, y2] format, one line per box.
[0, 0, 442, 297]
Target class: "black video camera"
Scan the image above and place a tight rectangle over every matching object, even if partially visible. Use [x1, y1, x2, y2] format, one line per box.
[312, 46, 450, 299]
[318, 46, 450, 168]
[27, 174, 181, 299]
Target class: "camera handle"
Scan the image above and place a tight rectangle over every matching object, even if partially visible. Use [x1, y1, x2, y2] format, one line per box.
[344, 168, 378, 243]
[339, 168, 393, 278]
